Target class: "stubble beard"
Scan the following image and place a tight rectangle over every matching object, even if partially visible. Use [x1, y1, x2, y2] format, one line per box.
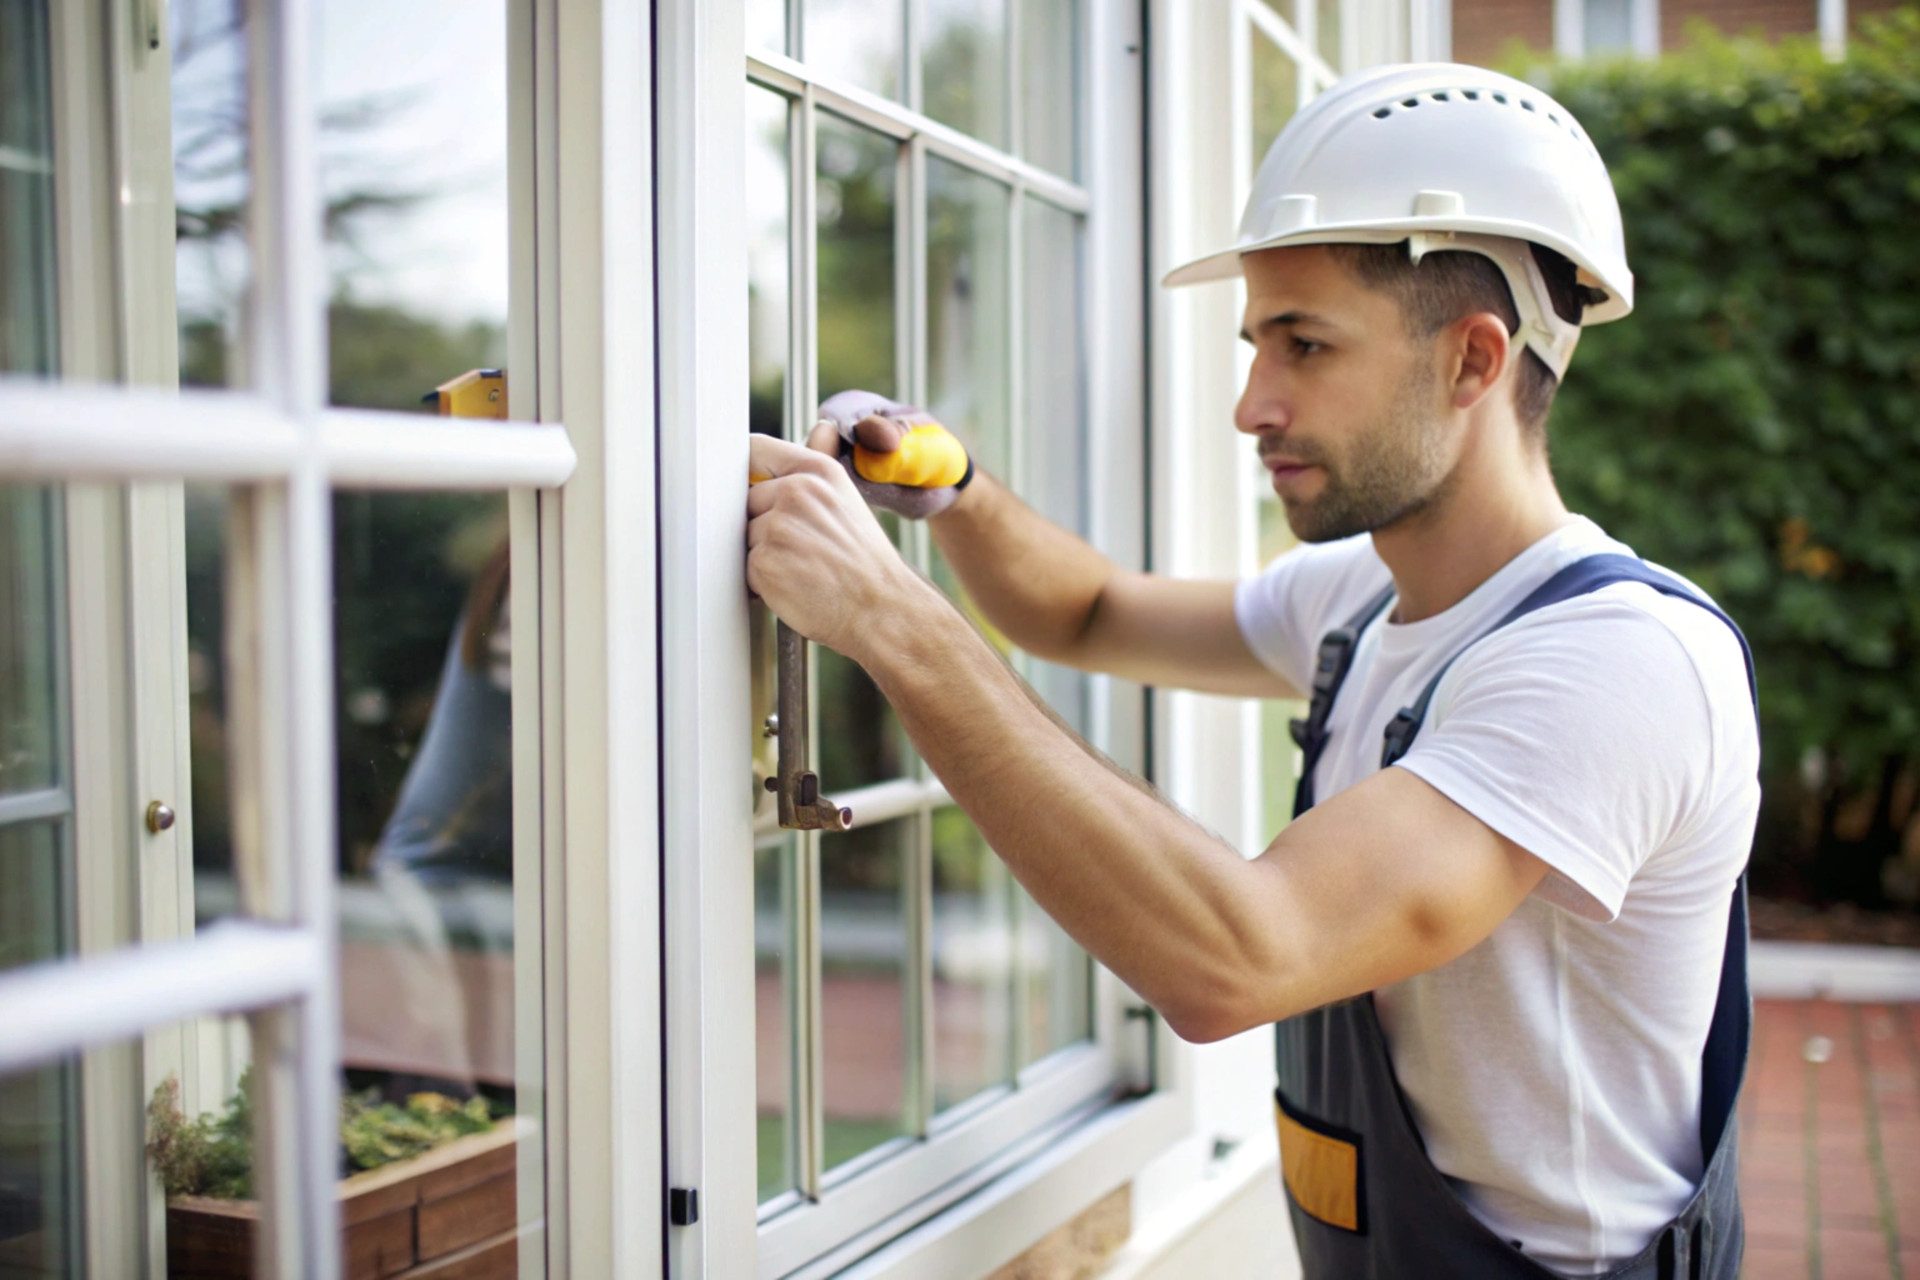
[1280, 356, 1452, 544]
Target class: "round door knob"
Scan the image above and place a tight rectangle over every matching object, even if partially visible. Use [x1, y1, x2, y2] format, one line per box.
[146, 800, 176, 834]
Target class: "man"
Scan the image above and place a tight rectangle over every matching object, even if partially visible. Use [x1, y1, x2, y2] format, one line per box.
[745, 63, 1758, 1279]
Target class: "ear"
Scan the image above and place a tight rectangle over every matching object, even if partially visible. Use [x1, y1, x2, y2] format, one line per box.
[1448, 312, 1513, 413]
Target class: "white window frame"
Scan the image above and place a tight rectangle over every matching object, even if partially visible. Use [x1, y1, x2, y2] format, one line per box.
[656, 3, 1180, 1277]
[0, 2, 580, 1277]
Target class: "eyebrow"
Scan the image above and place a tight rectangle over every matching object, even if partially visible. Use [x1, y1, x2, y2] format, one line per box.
[1238, 310, 1334, 344]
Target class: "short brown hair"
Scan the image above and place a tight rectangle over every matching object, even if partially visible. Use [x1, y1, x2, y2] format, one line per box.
[1328, 241, 1589, 441]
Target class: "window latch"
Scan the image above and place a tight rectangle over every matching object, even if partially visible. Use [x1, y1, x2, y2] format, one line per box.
[765, 620, 852, 831]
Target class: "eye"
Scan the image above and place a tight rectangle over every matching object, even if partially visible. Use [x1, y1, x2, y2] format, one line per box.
[1290, 336, 1324, 357]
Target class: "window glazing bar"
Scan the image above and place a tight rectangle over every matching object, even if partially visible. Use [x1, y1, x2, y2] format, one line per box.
[0, 920, 323, 1075]
[1244, 0, 1339, 85]
[246, 0, 340, 1270]
[748, 53, 1090, 215]
[0, 787, 72, 825]
[318, 410, 577, 489]
[0, 383, 300, 481]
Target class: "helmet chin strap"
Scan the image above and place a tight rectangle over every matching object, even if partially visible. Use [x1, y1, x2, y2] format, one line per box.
[1406, 231, 1582, 381]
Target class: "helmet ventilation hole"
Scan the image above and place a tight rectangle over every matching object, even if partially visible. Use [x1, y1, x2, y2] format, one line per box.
[1372, 107, 1392, 119]
[1463, 89, 1481, 100]
[1401, 98, 1419, 108]
[1521, 99, 1536, 112]
[1492, 92, 1508, 103]
[1430, 91, 1450, 102]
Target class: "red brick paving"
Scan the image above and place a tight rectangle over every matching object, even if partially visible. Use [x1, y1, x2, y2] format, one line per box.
[1740, 1000, 1919, 1279]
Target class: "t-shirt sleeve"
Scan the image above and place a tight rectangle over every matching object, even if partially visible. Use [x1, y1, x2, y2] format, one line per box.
[1234, 535, 1385, 696]
[1392, 595, 1717, 922]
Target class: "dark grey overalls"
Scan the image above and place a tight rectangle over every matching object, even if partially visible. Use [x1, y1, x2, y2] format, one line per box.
[1277, 553, 1754, 1280]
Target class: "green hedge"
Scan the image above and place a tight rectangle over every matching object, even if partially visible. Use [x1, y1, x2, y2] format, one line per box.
[1534, 11, 1920, 904]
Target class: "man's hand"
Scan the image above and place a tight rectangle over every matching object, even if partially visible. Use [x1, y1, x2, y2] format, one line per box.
[747, 434, 934, 659]
[808, 389, 973, 519]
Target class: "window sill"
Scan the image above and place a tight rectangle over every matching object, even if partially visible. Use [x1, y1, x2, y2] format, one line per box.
[783, 1089, 1185, 1280]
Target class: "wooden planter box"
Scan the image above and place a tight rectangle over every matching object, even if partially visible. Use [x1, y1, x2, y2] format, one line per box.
[166, 1119, 525, 1280]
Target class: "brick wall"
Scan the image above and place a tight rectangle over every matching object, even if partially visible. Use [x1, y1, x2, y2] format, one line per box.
[1453, 0, 1555, 66]
[1451, 0, 1910, 61]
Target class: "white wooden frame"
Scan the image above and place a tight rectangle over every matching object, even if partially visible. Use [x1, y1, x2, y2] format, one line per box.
[0, 1, 580, 1276]
[658, 2, 1175, 1277]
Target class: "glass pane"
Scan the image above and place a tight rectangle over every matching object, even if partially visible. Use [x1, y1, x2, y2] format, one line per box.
[748, 0, 786, 55]
[1316, 0, 1343, 70]
[817, 114, 911, 789]
[172, 0, 251, 388]
[1017, 0, 1077, 176]
[317, 0, 508, 410]
[0, 0, 57, 375]
[1259, 496, 1299, 842]
[931, 809, 1013, 1110]
[821, 818, 909, 1170]
[804, 0, 903, 100]
[924, 0, 1008, 148]
[747, 85, 790, 442]
[1020, 198, 1089, 724]
[754, 833, 795, 1200]
[183, 486, 238, 926]
[1584, 0, 1634, 52]
[927, 158, 1011, 652]
[0, 487, 61, 796]
[1020, 887, 1091, 1064]
[1250, 33, 1300, 176]
[0, 822, 77, 1269]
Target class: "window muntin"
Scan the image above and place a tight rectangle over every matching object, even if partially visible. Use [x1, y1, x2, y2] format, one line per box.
[746, 1, 1116, 1265]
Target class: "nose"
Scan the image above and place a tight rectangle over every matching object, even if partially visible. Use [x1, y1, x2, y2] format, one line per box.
[1234, 353, 1289, 438]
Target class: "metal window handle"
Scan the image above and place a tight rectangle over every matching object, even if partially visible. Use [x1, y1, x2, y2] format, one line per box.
[763, 620, 852, 831]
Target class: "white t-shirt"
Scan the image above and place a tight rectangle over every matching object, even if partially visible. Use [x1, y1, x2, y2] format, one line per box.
[1234, 516, 1759, 1275]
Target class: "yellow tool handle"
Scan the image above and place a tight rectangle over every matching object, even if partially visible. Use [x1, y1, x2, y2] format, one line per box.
[853, 422, 969, 489]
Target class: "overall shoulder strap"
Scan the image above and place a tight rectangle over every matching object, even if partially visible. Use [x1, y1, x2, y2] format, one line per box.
[1379, 553, 1758, 768]
[1288, 581, 1396, 818]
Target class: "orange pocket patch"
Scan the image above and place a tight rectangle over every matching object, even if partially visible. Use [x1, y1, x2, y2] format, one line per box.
[1275, 1094, 1365, 1234]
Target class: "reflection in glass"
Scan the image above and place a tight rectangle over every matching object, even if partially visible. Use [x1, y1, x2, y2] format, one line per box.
[0, 0, 57, 376]
[924, 0, 1008, 148]
[821, 819, 910, 1170]
[1021, 888, 1091, 1064]
[1251, 33, 1300, 176]
[1020, 198, 1090, 727]
[755, 834, 795, 1199]
[817, 114, 911, 789]
[315, 0, 508, 409]
[747, 85, 790, 442]
[172, 0, 250, 388]
[805, 0, 904, 101]
[927, 158, 1011, 654]
[1017, 0, 1078, 176]
[931, 809, 1013, 1110]
[0, 489, 61, 797]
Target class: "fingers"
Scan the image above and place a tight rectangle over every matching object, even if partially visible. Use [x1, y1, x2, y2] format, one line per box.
[807, 421, 840, 454]
[750, 432, 838, 482]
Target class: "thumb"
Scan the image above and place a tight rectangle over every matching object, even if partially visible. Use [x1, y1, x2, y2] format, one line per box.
[853, 414, 904, 453]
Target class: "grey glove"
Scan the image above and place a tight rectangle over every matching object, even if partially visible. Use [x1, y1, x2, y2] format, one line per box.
[815, 388, 973, 520]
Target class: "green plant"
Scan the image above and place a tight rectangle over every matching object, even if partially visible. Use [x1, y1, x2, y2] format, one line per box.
[146, 1069, 255, 1199]
[1520, 12, 1920, 905]
[147, 1071, 498, 1198]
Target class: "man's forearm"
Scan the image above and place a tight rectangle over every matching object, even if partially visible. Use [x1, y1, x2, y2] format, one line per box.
[858, 575, 1283, 1040]
[929, 473, 1119, 663]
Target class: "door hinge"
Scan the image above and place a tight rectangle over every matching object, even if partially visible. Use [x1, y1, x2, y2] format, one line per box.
[668, 1186, 700, 1227]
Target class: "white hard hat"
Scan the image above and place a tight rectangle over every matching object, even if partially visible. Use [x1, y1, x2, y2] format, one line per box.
[1165, 62, 1633, 379]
